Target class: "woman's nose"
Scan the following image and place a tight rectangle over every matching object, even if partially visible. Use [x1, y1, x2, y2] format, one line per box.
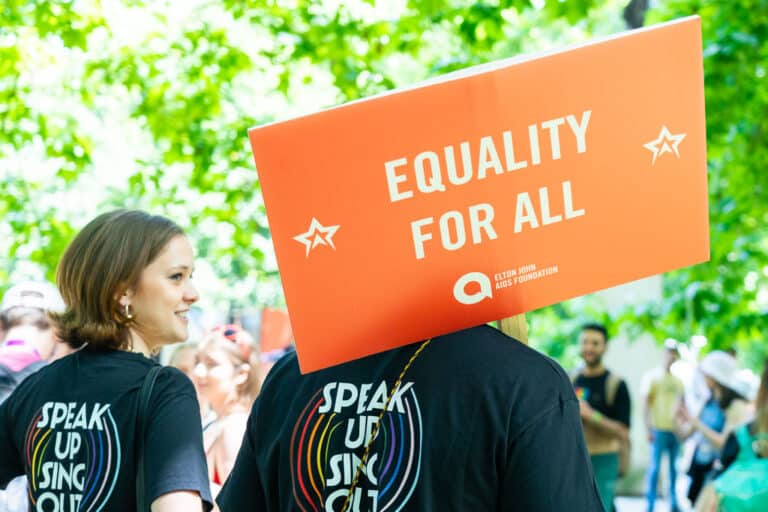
[185, 281, 200, 304]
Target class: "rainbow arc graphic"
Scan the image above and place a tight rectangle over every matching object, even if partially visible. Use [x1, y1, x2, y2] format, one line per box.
[290, 386, 423, 512]
[24, 406, 121, 512]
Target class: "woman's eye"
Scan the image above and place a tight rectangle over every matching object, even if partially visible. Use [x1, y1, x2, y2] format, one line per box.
[170, 273, 183, 281]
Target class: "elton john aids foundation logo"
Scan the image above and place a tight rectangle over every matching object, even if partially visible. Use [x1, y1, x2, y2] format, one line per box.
[453, 272, 493, 305]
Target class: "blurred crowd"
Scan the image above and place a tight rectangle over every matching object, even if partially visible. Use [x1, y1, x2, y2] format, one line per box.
[572, 324, 767, 512]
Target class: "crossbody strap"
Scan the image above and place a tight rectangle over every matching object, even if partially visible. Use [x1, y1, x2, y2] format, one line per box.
[340, 339, 432, 512]
[136, 365, 162, 512]
[605, 372, 621, 408]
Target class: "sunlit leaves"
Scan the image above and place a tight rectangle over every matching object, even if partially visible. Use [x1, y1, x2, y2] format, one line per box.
[622, 0, 768, 368]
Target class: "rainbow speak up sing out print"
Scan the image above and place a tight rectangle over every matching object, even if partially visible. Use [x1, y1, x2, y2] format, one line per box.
[25, 401, 121, 511]
[290, 381, 423, 512]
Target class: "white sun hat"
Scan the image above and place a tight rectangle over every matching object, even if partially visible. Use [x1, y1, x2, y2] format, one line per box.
[1, 281, 65, 314]
[699, 350, 743, 394]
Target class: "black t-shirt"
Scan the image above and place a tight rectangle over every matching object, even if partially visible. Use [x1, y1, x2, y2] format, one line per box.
[573, 371, 631, 427]
[0, 346, 213, 511]
[218, 325, 604, 511]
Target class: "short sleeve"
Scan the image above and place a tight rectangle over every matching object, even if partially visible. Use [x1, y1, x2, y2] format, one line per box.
[639, 371, 654, 400]
[613, 380, 631, 427]
[144, 367, 213, 510]
[0, 399, 24, 487]
[216, 397, 267, 511]
[499, 397, 605, 511]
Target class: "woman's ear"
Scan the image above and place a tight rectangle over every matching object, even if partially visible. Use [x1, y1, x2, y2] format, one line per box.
[234, 364, 251, 387]
[115, 286, 134, 307]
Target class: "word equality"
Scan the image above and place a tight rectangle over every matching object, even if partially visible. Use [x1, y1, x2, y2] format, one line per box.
[385, 110, 592, 202]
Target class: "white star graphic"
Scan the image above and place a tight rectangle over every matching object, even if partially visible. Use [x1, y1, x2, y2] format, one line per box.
[293, 218, 340, 258]
[644, 126, 687, 165]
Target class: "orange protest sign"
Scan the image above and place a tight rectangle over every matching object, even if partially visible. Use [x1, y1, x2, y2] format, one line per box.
[249, 16, 708, 373]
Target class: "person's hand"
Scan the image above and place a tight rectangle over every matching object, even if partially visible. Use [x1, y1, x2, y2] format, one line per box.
[617, 426, 630, 443]
[677, 401, 691, 423]
[579, 399, 595, 420]
[647, 428, 655, 443]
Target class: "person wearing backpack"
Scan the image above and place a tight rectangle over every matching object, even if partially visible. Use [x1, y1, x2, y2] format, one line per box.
[572, 323, 632, 512]
[693, 358, 767, 512]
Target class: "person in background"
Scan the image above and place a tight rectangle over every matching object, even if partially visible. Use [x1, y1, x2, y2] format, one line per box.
[678, 350, 754, 505]
[572, 322, 631, 512]
[0, 281, 72, 510]
[642, 339, 685, 512]
[195, 324, 260, 497]
[170, 343, 216, 430]
[0, 210, 212, 511]
[694, 358, 767, 511]
[0, 281, 70, 400]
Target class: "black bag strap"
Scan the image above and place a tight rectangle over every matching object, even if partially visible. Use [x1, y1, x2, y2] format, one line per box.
[136, 365, 162, 512]
[340, 339, 432, 512]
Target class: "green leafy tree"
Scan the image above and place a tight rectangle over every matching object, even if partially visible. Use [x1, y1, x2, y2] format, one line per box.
[0, 1, 102, 283]
[1, 0, 611, 308]
[4, 1, 763, 370]
[611, 0, 768, 369]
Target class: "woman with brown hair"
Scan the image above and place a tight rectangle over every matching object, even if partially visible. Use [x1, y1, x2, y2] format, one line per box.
[194, 324, 260, 495]
[0, 210, 212, 511]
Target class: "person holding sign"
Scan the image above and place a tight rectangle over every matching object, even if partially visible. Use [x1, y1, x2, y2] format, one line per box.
[217, 324, 604, 511]
[572, 323, 631, 512]
[232, 16, 706, 512]
[0, 210, 213, 512]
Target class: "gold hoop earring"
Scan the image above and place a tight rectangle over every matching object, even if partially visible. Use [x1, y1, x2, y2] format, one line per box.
[124, 303, 134, 320]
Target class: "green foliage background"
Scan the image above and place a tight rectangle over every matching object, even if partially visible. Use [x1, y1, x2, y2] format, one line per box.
[1, 0, 766, 368]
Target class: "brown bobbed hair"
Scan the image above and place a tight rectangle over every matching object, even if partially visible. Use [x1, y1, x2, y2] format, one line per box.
[51, 209, 184, 350]
[201, 324, 261, 404]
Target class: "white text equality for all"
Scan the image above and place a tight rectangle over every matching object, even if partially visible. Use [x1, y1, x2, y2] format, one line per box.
[383, 110, 592, 260]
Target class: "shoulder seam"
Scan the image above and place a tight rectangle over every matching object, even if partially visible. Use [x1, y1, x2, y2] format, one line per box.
[513, 396, 578, 440]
